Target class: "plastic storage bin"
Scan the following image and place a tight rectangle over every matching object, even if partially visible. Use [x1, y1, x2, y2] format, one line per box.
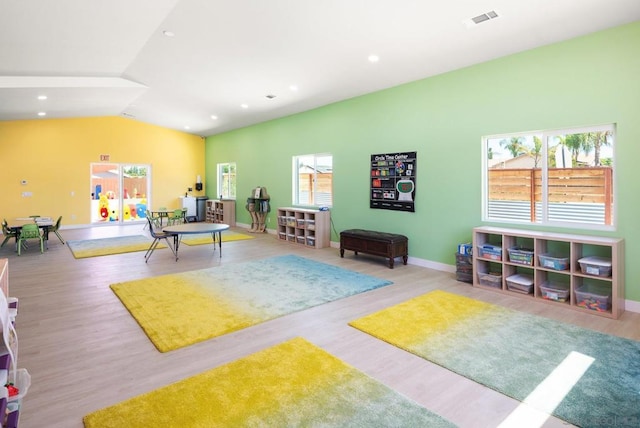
[477, 244, 502, 261]
[456, 272, 473, 283]
[478, 272, 502, 288]
[507, 247, 534, 266]
[540, 281, 570, 302]
[576, 283, 611, 311]
[506, 273, 533, 294]
[538, 253, 569, 271]
[578, 256, 612, 277]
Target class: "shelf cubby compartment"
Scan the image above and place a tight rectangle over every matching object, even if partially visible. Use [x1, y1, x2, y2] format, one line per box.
[537, 270, 571, 306]
[472, 226, 624, 319]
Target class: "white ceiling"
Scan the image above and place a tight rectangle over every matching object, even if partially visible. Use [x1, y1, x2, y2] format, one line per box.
[1, 0, 639, 137]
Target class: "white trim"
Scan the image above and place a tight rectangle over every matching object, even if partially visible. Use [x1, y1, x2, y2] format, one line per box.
[624, 299, 640, 314]
[408, 256, 455, 273]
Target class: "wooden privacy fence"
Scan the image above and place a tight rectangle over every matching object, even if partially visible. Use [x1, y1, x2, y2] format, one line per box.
[488, 167, 613, 224]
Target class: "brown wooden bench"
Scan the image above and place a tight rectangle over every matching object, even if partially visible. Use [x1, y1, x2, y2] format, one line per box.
[339, 229, 408, 269]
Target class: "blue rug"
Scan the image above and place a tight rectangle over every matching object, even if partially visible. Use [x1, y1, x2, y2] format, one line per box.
[111, 255, 393, 352]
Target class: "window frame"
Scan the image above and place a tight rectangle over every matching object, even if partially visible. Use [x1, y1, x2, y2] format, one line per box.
[216, 162, 236, 200]
[482, 124, 616, 231]
[292, 153, 333, 207]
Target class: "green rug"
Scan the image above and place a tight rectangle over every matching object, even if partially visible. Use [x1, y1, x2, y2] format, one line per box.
[83, 337, 454, 428]
[67, 235, 164, 259]
[181, 231, 254, 246]
[350, 290, 640, 428]
[111, 255, 393, 352]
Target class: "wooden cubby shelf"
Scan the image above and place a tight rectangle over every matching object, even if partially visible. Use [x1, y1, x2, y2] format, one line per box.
[206, 200, 236, 226]
[276, 207, 330, 249]
[472, 226, 625, 319]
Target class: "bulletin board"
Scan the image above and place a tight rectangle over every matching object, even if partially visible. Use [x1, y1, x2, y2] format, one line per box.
[370, 151, 416, 212]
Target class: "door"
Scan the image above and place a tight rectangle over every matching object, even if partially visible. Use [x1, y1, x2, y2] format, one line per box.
[90, 163, 151, 224]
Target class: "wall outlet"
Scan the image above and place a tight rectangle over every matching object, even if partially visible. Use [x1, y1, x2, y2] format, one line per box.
[21, 191, 32, 197]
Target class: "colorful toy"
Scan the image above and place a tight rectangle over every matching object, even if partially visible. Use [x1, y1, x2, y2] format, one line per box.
[5, 383, 18, 397]
[98, 193, 109, 221]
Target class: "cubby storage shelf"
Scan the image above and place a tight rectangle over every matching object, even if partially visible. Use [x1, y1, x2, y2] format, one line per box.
[473, 226, 624, 319]
[276, 208, 330, 249]
[206, 200, 236, 226]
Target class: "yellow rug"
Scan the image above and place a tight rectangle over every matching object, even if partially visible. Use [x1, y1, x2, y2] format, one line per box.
[110, 255, 392, 352]
[67, 235, 165, 259]
[181, 231, 254, 246]
[83, 337, 454, 428]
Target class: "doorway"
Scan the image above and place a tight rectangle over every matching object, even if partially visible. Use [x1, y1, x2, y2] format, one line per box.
[90, 163, 151, 224]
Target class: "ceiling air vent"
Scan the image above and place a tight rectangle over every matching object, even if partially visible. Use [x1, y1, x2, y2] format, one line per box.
[472, 10, 499, 24]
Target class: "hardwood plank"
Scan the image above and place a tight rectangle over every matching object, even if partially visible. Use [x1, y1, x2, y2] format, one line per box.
[2, 224, 637, 428]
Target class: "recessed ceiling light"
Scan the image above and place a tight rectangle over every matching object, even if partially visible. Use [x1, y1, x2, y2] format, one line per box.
[163, 30, 175, 37]
[368, 55, 380, 63]
[37, 112, 46, 116]
[211, 115, 218, 120]
[37, 95, 47, 100]
[241, 104, 249, 109]
[184, 125, 190, 130]
[289, 85, 298, 92]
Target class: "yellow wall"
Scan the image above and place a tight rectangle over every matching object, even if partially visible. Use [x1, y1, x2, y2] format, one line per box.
[0, 116, 205, 225]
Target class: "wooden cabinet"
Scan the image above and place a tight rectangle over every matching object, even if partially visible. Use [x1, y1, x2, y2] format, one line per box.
[473, 226, 624, 319]
[206, 200, 235, 226]
[276, 208, 330, 249]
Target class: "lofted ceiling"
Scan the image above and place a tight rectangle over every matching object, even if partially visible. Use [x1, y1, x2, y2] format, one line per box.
[1, 0, 639, 137]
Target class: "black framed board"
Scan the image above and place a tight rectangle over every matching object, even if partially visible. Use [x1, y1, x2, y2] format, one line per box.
[370, 151, 416, 212]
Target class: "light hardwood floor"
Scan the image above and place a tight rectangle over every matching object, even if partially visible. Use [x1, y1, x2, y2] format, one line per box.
[2, 224, 638, 428]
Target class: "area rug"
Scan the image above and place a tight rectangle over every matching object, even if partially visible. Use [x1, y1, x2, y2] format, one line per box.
[83, 337, 453, 428]
[67, 235, 164, 259]
[181, 230, 254, 246]
[110, 255, 393, 352]
[349, 290, 640, 428]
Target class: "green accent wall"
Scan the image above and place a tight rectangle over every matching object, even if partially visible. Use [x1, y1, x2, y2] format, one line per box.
[205, 22, 640, 302]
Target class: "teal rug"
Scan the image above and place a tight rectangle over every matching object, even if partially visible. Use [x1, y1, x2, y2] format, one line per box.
[350, 290, 640, 428]
[84, 338, 454, 427]
[111, 255, 393, 352]
[67, 235, 161, 259]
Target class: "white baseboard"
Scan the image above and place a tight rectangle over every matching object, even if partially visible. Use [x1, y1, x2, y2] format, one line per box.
[624, 299, 640, 314]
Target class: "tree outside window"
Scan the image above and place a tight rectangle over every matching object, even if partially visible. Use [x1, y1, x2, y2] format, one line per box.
[483, 125, 615, 228]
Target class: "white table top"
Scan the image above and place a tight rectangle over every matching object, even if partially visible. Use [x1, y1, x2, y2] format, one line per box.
[163, 223, 229, 234]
